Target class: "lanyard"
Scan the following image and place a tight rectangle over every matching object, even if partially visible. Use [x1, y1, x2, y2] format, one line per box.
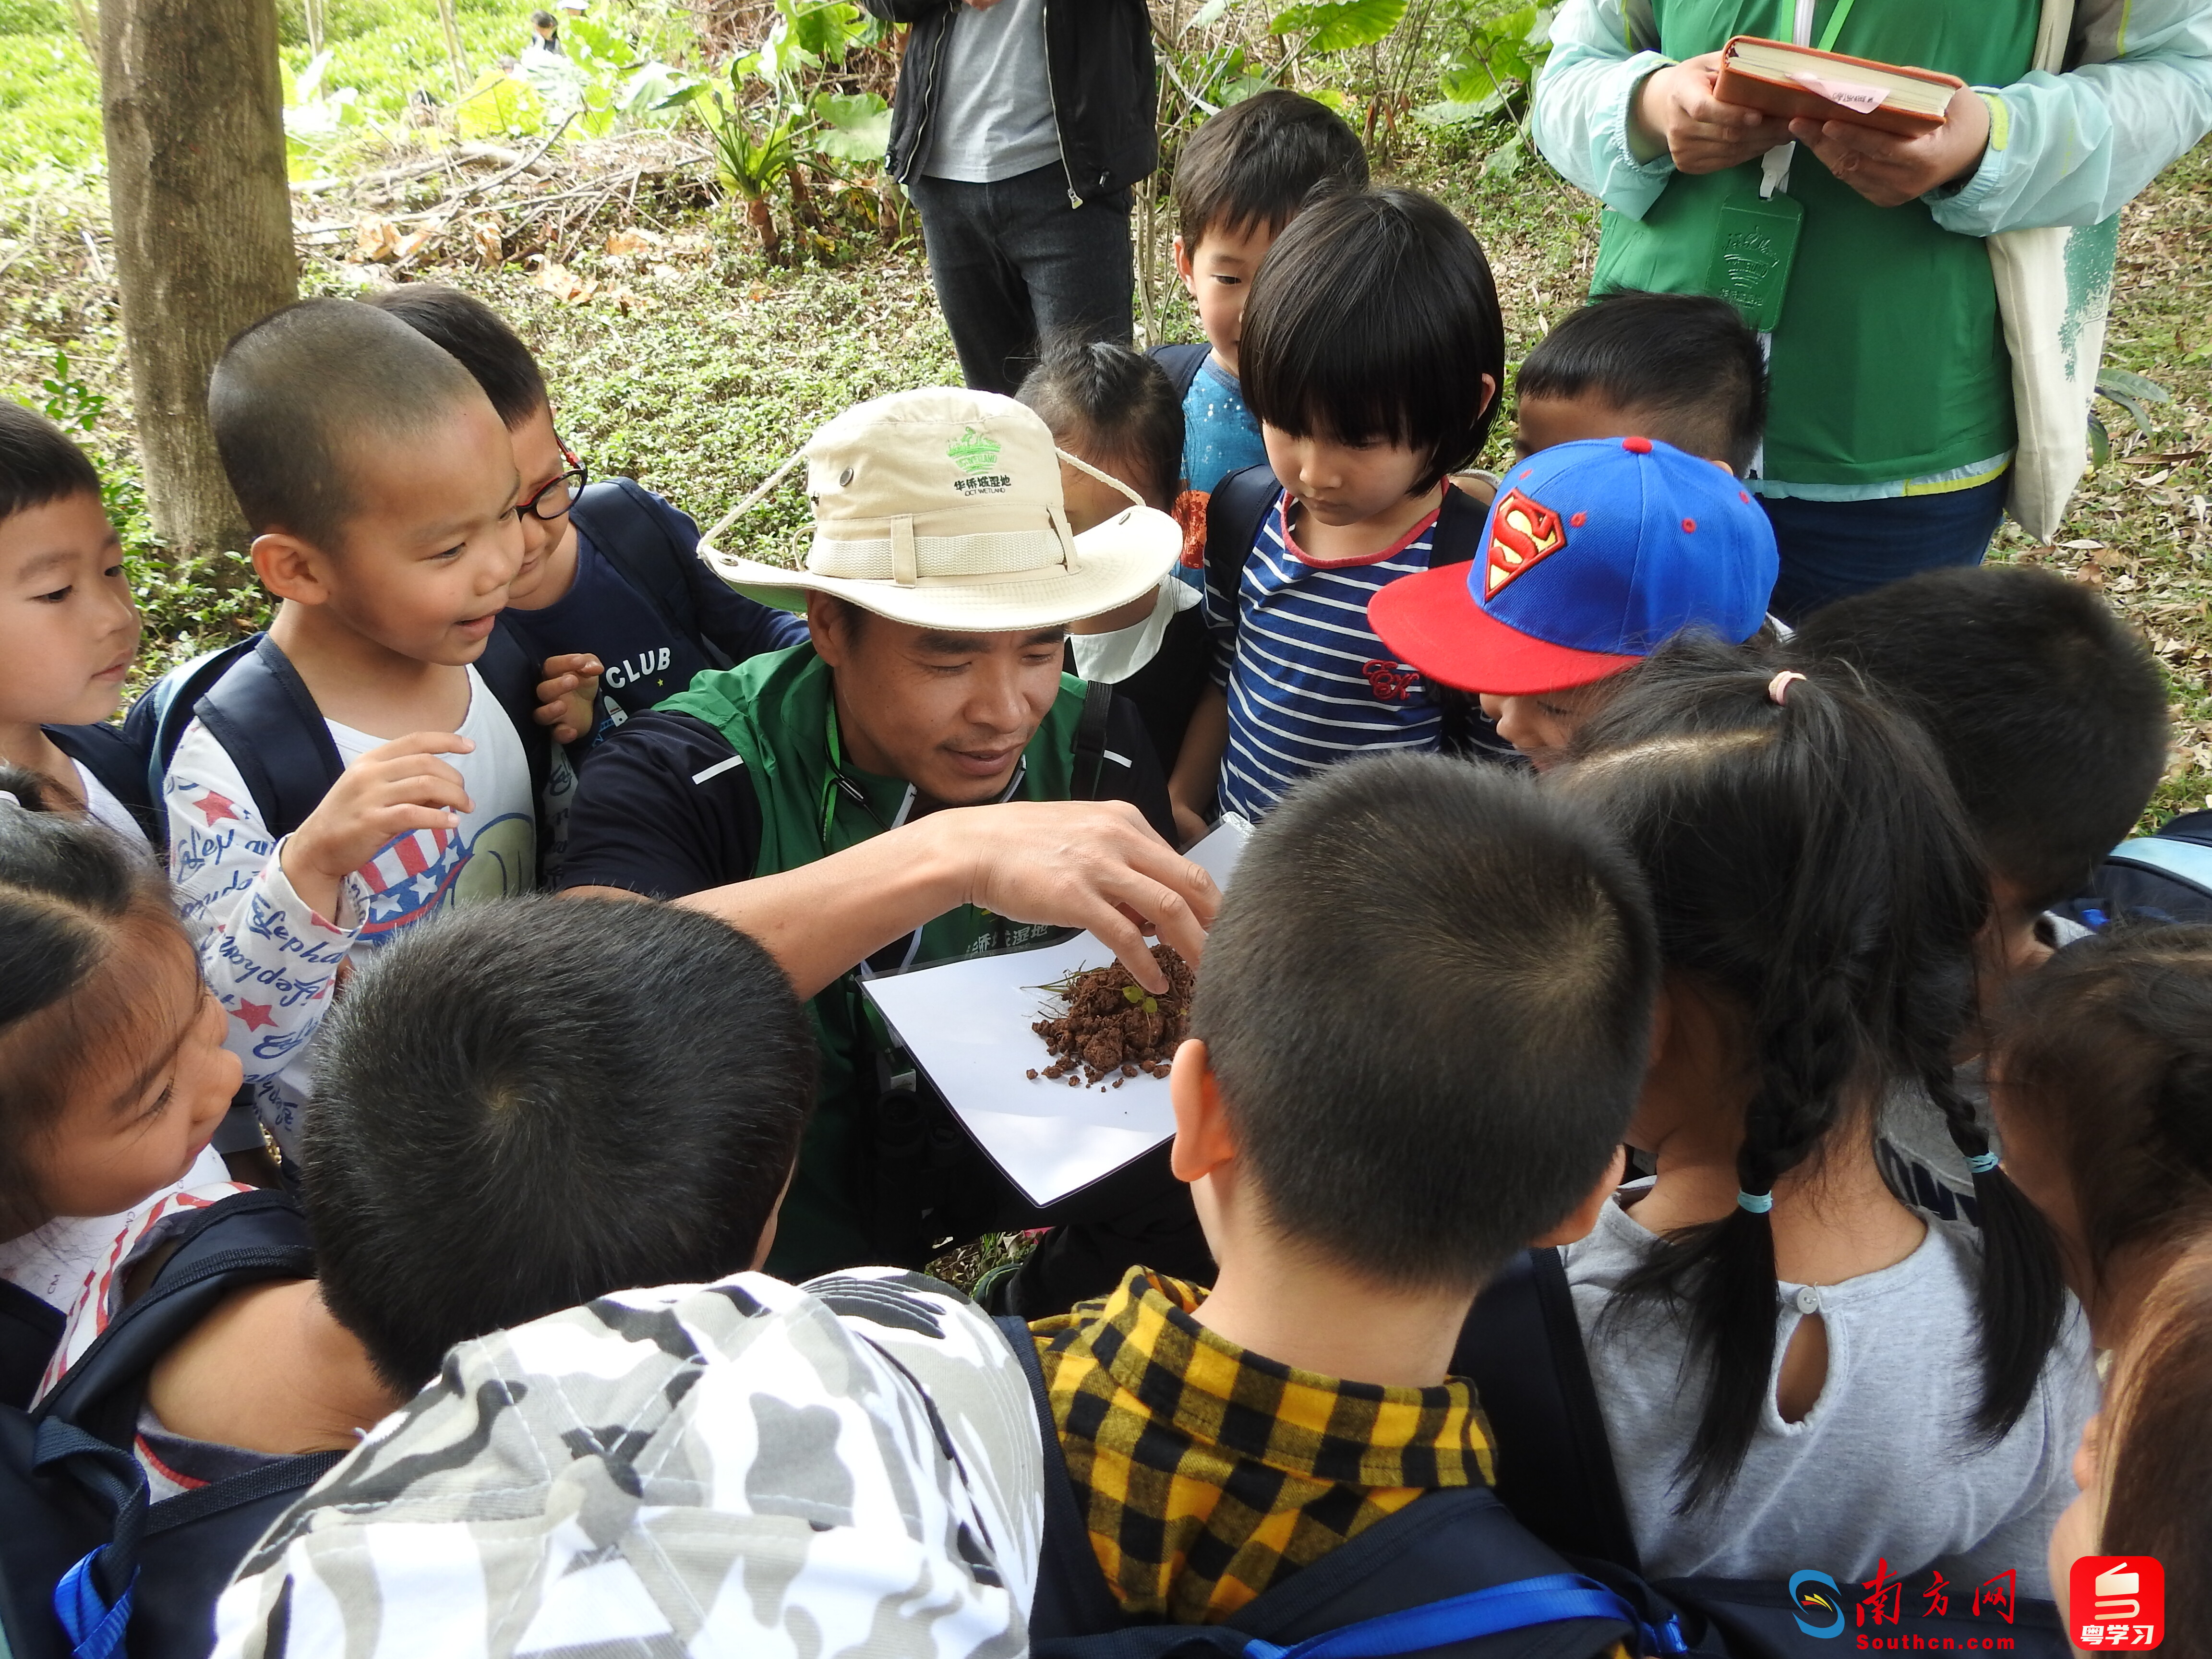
[1764, 0, 1860, 196]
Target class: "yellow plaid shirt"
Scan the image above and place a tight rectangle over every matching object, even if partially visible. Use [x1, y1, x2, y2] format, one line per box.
[1030, 1267, 1496, 1625]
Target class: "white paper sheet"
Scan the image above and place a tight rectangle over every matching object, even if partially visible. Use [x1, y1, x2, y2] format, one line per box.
[862, 816, 1250, 1206]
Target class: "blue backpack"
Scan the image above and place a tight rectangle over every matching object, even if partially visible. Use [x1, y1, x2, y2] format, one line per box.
[0, 1190, 337, 1659]
[2059, 809, 2212, 931]
[995, 1315, 1664, 1659]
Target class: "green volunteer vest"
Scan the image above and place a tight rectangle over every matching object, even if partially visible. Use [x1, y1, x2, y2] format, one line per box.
[658, 642, 1094, 1277]
[1592, 0, 2036, 486]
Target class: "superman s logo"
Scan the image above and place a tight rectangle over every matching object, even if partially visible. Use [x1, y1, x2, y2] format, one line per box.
[1485, 489, 1568, 596]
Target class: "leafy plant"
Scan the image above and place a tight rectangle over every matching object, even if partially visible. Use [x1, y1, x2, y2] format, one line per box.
[1413, 4, 1557, 174]
[1270, 0, 1408, 52]
[39, 349, 104, 432]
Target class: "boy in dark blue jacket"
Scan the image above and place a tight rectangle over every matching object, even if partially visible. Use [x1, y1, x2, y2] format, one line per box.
[367, 286, 806, 748]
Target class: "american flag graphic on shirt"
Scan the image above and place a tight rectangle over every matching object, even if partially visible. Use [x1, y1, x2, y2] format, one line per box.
[1204, 489, 1449, 820]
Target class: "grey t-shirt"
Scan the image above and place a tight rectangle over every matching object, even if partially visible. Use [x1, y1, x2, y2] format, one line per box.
[922, 0, 1062, 183]
[1562, 1182, 2096, 1596]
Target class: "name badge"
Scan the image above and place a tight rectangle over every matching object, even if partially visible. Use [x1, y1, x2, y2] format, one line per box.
[1704, 191, 1804, 332]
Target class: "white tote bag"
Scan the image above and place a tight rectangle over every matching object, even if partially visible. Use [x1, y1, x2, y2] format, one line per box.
[1990, 0, 2123, 541]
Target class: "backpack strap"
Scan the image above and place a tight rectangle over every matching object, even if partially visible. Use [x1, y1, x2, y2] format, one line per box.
[1428, 481, 1491, 568]
[1202, 463, 1287, 628]
[1149, 342, 1213, 403]
[1451, 1248, 1642, 1573]
[569, 478, 735, 672]
[0, 1280, 64, 1412]
[473, 623, 555, 813]
[993, 1315, 1132, 1640]
[1418, 483, 1509, 762]
[1071, 679, 1118, 803]
[185, 636, 346, 841]
[122, 635, 265, 844]
[40, 723, 162, 846]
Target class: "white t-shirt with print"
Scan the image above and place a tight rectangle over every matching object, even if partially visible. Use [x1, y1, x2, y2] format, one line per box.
[0, 1144, 233, 1316]
[166, 666, 542, 1159]
[73, 759, 151, 850]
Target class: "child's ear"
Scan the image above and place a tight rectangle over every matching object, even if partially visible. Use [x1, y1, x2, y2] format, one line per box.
[1168, 1037, 1237, 1184]
[1529, 1144, 1627, 1248]
[1172, 234, 1197, 292]
[251, 532, 332, 607]
[1475, 373, 1500, 420]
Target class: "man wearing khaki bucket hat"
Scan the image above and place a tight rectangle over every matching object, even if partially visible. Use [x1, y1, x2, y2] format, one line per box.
[560, 389, 1217, 1310]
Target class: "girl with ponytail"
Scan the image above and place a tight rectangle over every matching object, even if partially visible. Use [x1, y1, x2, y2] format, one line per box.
[1549, 634, 2089, 1593]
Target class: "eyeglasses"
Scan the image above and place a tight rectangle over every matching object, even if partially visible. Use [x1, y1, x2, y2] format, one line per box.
[518, 450, 588, 522]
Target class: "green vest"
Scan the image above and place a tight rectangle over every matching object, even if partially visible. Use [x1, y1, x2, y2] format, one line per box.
[1593, 0, 2036, 487]
[659, 642, 1094, 1277]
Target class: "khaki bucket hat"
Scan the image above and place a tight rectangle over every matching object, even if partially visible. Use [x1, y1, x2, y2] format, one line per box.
[701, 388, 1183, 632]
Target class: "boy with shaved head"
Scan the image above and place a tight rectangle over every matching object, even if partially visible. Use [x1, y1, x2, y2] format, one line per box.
[165, 298, 545, 1157]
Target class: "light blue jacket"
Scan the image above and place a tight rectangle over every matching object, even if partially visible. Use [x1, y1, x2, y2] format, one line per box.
[1534, 0, 2212, 236]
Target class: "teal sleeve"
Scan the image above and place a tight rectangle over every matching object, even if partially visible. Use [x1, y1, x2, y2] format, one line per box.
[1929, 0, 2212, 235]
[1531, 0, 1680, 220]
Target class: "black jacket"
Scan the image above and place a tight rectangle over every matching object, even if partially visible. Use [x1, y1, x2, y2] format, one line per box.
[862, 0, 1157, 202]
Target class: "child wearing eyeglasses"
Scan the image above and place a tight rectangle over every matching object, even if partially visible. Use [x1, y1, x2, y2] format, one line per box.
[365, 286, 807, 750]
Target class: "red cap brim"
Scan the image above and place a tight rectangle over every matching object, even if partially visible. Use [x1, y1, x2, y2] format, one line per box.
[1368, 563, 1643, 697]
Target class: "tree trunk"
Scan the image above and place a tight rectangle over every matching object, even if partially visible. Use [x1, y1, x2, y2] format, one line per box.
[100, 0, 297, 564]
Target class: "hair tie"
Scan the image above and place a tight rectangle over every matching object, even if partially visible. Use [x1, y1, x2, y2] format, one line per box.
[1966, 1150, 2000, 1175]
[1767, 671, 1806, 707]
[1736, 1190, 1774, 1214]
[0, 790, 21, 809]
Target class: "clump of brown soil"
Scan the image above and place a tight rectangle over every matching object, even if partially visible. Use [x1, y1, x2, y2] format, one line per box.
[1028, 944, 1194, 1088]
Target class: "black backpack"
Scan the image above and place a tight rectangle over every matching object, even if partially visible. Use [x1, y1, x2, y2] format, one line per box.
[2057, 809, 2212, 931]
[1150, 342, 1212, 404]
[1202, 462, 1511, 763]
[119, 628, 552, 854]
[39, 723, 163, 848]
[1454, 1250, 2069, 1659]
[0, 1190, 341, 1659]
[565, 478, 739, 673]
[995, 1316, 1662, 1659]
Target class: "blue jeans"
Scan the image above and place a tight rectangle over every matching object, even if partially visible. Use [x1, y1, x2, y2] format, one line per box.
[1760, 473, 2009, 622]
[909, 164, 1134, 396]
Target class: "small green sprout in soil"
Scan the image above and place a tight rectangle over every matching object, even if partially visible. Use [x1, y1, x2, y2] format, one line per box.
[1027, 943, 1193, 1089]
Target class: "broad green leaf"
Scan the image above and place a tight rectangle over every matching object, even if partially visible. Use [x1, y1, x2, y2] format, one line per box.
[1269, 0, 1406, 51]
[783, 0, 866, 61]
[1413, 96, 1503, 127]
[456, 70, 544, 141]
[1484, 133, 1527, 177]
[1184, 0, 1231, 32]
[2087, 409, 2111, 469]
[810, 90, 890, 160]
[2097, 367, 2171, 404]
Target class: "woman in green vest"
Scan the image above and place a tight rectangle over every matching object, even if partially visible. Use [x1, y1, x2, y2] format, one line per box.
[1534, 0, 2212, 617]
[560, 388, 1218, 1311]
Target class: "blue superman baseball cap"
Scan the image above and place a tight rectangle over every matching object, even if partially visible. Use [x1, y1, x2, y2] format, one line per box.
[1370, 435, 1779, 696]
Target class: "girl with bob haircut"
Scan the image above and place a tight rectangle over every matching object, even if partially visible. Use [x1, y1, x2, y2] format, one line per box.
[1548, 634, 2090, 1593]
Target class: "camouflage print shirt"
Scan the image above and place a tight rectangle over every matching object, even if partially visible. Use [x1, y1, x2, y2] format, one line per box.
[214, 1269, 1043, 1659]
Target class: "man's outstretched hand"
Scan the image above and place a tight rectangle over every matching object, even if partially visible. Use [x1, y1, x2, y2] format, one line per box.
[940, 799, 1219, 993]
[1787, 86, 1991, 206]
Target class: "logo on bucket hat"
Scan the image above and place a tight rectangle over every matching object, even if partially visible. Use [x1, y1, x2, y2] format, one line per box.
[1368, 435, 1778, 697]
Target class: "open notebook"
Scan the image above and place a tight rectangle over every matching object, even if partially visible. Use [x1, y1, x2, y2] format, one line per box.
[863, 815, 1250, 1207]
[1715, 36, 1962, 136]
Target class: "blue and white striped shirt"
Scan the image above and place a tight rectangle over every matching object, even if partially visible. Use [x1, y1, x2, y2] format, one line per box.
[1205, 488, 1449, 820]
